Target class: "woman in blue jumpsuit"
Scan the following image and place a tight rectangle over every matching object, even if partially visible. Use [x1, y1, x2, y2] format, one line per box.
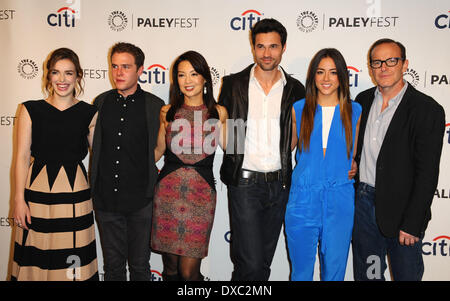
[285, 48, 361, 281]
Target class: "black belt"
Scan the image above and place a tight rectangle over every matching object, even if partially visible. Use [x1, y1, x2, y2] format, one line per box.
[240, 169, 281, 183]
[158, 148, 216, 191]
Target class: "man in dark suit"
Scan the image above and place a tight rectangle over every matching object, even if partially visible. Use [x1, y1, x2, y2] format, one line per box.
[218, 18, 305, 280]
[352, 38, 445, 281]
[91, 42, 164, 280]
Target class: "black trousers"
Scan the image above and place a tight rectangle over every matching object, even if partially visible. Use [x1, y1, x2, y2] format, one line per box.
[95, 201, 153, 281]
[227, 177, 289, 281]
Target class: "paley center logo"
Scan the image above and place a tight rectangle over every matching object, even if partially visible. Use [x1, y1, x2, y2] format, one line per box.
[139, 64, 168, 85]
[210, 66, 221, 87]
[230, 9, 263, 31]
[296, 10, 399, 31]
[47, 7, 77, 27]
[423, 235, 450, 256]
[18, 59, 39, 79]
[435, 11, 450, 29]
[108, 11, 128, 32]
[403, 68, 420, 88]
[296, 11, 319, 33]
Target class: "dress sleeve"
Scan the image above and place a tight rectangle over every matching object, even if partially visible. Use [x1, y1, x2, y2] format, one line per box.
[22, 100, 38, 122]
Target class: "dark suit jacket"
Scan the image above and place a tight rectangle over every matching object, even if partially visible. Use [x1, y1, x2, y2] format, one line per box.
[218, 64, 305, 188]
[355, 84, 445, 238]
[90, 89, 164, 209]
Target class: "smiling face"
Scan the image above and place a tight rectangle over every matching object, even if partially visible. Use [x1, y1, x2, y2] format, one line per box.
[48, 58, 78, 99]
[253, 32, 286, 72]
[370, 42, 408, 93]
[315, 57, 340, 99]
[111, 52, 143, 97]
[177, 60, 206, 102]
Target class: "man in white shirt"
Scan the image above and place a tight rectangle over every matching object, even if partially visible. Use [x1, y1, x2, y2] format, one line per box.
[218, 18, 305, 281]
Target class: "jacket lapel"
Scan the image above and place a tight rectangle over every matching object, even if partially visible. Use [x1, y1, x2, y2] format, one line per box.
[237, 65, 252, 121]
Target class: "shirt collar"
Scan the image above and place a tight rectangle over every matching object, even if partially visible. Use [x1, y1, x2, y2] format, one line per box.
[374, 80, 408, 106]
[115, 84, 143, 101]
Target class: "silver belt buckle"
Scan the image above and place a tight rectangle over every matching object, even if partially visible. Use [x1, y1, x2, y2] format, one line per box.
[241, 169, 251, 179]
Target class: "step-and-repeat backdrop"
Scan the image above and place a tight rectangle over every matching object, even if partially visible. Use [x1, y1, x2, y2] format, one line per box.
[1, 0, 449, 281]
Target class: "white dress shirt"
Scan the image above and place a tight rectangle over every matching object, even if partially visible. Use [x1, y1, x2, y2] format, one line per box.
[242, 64, 286, 172]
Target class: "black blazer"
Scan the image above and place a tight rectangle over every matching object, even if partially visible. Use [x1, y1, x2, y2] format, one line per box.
[90, 89, 164, 208]
[218, 64, 305, 188]
[355, 84, 445, 238]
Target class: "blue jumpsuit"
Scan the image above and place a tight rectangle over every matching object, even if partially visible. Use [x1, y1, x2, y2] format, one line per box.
[285, 99, 361, 281]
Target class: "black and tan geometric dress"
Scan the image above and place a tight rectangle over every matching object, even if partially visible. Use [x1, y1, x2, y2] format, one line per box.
[11, 99, 99, 281]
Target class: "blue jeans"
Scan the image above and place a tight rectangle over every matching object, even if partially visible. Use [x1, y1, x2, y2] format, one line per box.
[227, 177, 289, 281]
[352, 183, 424, 281]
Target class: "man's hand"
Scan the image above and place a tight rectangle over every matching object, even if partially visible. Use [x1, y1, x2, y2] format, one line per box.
[399, 230, 419, 246]
[348, 159, 357, 180]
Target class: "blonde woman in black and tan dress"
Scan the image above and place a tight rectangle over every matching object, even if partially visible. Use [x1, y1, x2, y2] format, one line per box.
[11, 48, 98, 281]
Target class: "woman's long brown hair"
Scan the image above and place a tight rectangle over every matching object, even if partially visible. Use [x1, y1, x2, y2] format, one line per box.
[298, 48, 353, 158]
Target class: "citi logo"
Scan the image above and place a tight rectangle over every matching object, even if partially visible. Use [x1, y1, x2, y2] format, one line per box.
[151, 269, 163, 281]
[435, 11, 450, 29]
[47, 7, 76, 27]
[422, 235, 450, 256]
[347, 66, 360, 88]
[224, 230, 231, 243]
[139, 64, 168, 85]
[230, 9, 263, 31]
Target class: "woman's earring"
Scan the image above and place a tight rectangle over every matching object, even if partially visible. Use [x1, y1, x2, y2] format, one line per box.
[204, 85, 207, 94]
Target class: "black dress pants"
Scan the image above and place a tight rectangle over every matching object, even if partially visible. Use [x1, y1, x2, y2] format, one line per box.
[95, 202, 153, 281]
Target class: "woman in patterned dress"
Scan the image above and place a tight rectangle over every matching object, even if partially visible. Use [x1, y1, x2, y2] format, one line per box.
[11, 48, 99, 281]
[152, 51, 227, 281]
